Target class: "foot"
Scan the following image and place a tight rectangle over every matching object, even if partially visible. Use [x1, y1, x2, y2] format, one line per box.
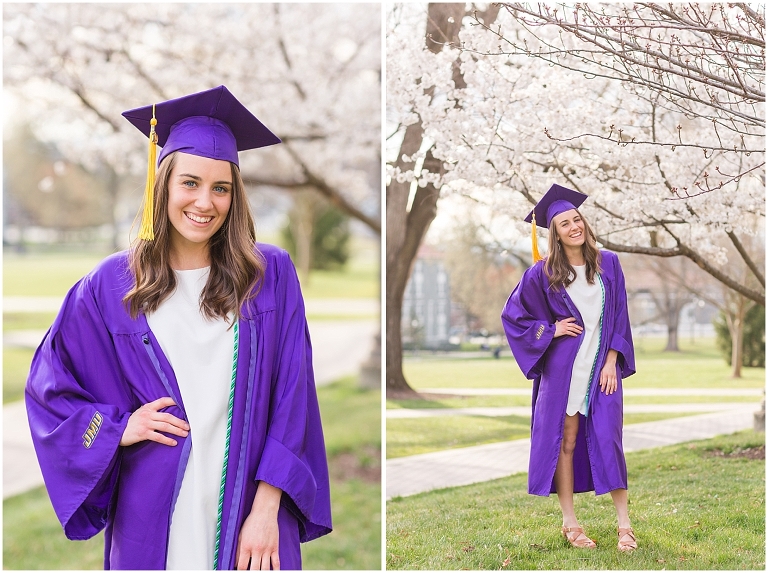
[561, 526, 596, 549]
[618, 527, 637, 552]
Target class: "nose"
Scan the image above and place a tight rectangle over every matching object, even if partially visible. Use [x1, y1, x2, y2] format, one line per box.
[194, 187, 214, 211]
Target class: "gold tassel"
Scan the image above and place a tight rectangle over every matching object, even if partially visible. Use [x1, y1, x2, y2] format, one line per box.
[138, 104, 158, 241]
[531, 213, 542, 264]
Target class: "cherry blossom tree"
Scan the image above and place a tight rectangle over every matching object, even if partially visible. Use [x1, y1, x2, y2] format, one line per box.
[4, 3, 381, 250]
[388, 2, 764, 392]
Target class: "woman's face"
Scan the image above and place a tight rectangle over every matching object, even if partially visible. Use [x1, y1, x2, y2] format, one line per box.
[552, 209, 586, 249]
[166, 152, 233, 255]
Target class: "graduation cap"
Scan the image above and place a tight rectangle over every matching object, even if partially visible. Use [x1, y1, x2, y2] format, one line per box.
[122, 85, 281, 240]
[524, 184, 588, 263]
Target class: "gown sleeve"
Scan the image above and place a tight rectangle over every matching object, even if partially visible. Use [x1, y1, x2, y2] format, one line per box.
[253, 250, 332, 542]
[501, 263, 557, 379]
[25, 276, 132, 540]
[607, 253, 636, 378]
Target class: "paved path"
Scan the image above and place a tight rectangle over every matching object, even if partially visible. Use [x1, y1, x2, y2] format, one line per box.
[386, 404, 761, 499]
[387, 401, 762, 418]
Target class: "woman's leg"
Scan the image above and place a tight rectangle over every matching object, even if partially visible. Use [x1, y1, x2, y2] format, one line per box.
[610, 488, 631, 529]
[553, 414, 580, 527]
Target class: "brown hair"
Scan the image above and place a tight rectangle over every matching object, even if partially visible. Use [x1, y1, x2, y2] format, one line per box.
[123, 152, 265, 323]
[543, 208, 602, 289]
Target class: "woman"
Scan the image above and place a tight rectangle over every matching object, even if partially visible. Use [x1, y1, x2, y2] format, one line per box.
[501, 184, 636, 551]
[26, 86, 332, 570]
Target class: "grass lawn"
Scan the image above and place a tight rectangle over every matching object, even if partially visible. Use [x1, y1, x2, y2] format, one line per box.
[3, 377, 381, 570]
[387, 430, 765, 570]
[386, 412, 704, 459]
[402, 337, 764, 390]
[3, 238, 379, 300]
[4, 347, 36, 404]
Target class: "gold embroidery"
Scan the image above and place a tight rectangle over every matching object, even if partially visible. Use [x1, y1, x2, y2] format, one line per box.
[82, 411, 103, 449]
[535, 324, 545, 340]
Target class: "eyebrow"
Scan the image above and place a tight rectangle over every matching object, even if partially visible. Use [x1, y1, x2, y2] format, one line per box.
[178, 173, 233, 185]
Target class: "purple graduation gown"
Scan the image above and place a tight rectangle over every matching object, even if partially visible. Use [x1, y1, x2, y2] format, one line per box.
[26, 244, 332, 570]
[501, 250, 635, 497]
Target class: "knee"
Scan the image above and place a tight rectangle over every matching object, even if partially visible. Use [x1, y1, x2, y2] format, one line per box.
[560, 434, 577, 456]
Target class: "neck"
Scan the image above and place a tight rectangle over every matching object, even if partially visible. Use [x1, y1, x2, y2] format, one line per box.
[563, 245, 585, 266]
[169, 241, 211, 270]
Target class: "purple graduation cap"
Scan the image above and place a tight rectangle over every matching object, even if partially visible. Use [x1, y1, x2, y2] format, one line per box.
[122, 85, 281, 167]
[524, 184, 589, 263]
[525, 183, 588, 229]
[122, 85, 280, 240]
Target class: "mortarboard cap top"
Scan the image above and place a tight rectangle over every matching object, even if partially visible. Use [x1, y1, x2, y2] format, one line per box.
[122, 85, 281, 168]
[524, 184, 588, 229]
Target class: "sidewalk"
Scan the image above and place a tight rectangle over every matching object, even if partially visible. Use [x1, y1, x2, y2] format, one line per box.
[386, 404, 761, 499]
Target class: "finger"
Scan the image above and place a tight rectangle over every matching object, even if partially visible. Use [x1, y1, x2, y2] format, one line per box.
[149, 420, 189, 437]
[151, 413, 189, 430]
[152, 412, 190, 430]
[236, 547, 249, 571]
[235, 538, 245, 570]
[145, 431, 178, 447]
[272, 552, 280, 571]
[146, 396, 177, 411]
[260, 553, 271, 571]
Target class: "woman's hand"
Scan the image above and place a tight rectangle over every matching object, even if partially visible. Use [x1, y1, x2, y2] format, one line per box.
[554, 317, 583, 338]
[599, 350, 619, 395]
[119, 397, 189, 447]
[236, 482, 282, 570]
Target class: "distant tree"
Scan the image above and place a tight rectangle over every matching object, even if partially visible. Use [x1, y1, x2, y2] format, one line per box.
[443, 218, 522, 336]
[4, 123, 113, 232]
[281, 196, 350, 276]
[715, 304, 765, 368]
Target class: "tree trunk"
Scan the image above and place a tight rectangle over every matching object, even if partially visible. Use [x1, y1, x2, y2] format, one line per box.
[730, 296, 746, 378]
[663, 294, 686, 352]
[386, 3, 498, 398]
[290, 189, 316, 284]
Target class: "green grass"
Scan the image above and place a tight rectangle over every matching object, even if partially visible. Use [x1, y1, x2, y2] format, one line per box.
[387, 430, 765, 569]
[386, 413, 704, 459]
[3, 488, 106, 569]
[3, 252, 106, 297]
[4, 347, 36, 404]
[3, 312, 58, 333]
[2, 376, 381, 570]
[403, 338, 764, 390]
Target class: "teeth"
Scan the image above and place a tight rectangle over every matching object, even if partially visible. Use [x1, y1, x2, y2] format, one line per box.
[186, 213, 213, 224]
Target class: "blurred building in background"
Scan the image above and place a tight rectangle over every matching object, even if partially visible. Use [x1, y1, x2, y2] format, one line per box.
[401, 244, 452, 350]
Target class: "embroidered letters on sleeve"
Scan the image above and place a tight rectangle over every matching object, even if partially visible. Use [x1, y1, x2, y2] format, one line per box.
[82, 411, 103, 449]
[535, 324, 545, 340]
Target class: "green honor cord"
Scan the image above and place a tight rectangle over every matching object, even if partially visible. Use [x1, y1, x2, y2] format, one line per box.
[213, 321, 239, 569]
[584, 275, 605, 416]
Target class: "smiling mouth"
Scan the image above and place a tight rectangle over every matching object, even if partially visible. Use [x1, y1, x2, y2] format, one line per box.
[185, 212, 213, 224]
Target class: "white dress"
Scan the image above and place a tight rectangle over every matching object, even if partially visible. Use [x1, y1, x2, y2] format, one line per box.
[146, 267, 235, 570]
[564, 265, 604, 416]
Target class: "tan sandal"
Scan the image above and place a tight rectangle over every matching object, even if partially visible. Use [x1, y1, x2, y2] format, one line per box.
[561, 526, 596, 549]
[618, 527, 637, 552]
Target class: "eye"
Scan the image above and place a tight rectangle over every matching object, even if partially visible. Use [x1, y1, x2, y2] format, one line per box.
[213, 185, 230, 194]
[182, 180, 197, 188]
